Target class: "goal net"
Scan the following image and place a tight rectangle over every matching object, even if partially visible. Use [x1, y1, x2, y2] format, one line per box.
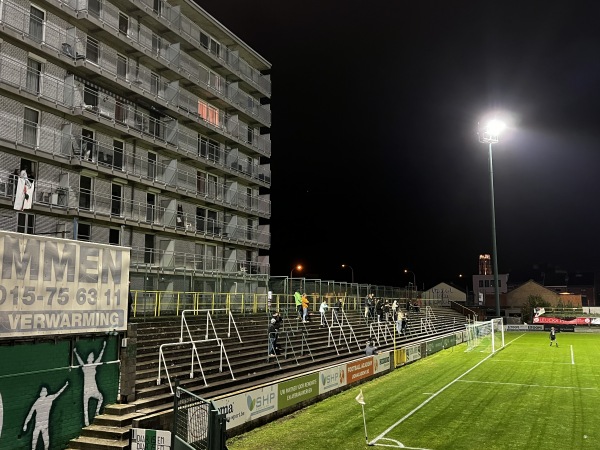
[465, 318, 505, 353]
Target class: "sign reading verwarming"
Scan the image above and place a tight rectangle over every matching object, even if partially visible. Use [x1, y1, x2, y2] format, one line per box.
[0, 231, 130, 337]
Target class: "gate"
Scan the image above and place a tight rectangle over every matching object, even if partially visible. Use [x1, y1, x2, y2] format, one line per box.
[173, 385, 227, 450]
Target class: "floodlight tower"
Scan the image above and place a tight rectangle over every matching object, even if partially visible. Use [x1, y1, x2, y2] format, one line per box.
[479, 118, 506, 318]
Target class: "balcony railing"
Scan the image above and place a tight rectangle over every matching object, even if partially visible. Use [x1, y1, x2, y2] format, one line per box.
[129, 246, 269, 275]
[0, 0, 271, 156]
[0, 54, 271, 184]
[51, 0, 271, 123]
[0, 165, 271, 247]
[0, 108, 270, 215]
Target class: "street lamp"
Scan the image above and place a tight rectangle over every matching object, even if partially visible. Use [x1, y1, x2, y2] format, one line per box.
[341, 264, 354, 284]
[290, 264, 302, 294]
[479, 118, 505, 317]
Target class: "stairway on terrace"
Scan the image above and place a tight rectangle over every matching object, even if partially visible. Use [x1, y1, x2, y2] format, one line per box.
[67, 306, 468, 449]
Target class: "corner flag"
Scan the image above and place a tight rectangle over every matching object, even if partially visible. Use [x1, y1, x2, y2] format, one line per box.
[355, 389, 365, 405]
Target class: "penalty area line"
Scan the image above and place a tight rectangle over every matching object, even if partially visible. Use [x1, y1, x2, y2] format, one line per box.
[368, 334, 526, 447]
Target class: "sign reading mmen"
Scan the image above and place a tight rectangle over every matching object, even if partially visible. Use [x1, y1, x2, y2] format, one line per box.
[0, 231, 130, 337]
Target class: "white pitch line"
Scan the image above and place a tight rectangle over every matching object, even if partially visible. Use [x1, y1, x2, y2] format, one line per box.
[571, 345, 575, 365]
[457, 379, 598, 391]
[368, 333, 526, 447]
[491, 359, 572, 365]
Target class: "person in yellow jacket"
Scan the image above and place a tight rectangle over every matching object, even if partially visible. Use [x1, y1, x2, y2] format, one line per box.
[301, 293, 310, 322]
[294, 290, 302, 319]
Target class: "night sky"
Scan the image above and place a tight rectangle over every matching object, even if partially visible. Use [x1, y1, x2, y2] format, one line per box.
[198, 1, 600, 288]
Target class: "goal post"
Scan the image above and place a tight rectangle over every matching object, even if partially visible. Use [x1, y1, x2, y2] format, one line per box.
[465, 317, 505, 353]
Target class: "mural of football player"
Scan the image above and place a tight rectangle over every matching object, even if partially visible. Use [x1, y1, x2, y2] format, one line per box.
[74, 341, 106, 426]
[23, 382, 69, 450]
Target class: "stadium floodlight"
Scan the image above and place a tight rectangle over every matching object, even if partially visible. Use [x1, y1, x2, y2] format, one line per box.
[479, 118, 506, 318]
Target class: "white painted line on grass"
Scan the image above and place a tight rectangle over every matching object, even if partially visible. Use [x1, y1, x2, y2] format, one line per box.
[368, 333, 526, 447]
[457, 379, 597, 390]
[491, 359, 572, 365]
[571, 345, 575, 365]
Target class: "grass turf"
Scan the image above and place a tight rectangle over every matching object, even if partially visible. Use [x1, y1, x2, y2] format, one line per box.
[226, 331, 600, 450]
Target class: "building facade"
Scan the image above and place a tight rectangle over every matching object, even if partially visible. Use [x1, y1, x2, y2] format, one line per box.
[0, 0, 271, 300]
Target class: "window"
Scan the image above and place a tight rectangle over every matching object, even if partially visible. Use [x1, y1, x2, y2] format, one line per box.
[79, 176, 92, 210]
[207, 174, 218, 199]
[152, 0, 162, 15]
[88, 0, 101, 17]
[207, 210, 218, 234]
[478, 280, 483, 288]
[26, 57, 42, 94]
[208, 71, 221, 92]
[29, 6, 45, 43]
[146, 192, 155, 223]
[149, 114, 160, 138]
[17, 213, 35, 234]
[195, 243, 217, 270]
[150, 72, 159, 96]
[247, 218, 253, 240]
[117, 53, 128, 81]
[83, 84, 98, 107]
[144, 234, 154, 264]
[109, 228, 120, 245]
[113, 139, 124, 170]
[78, 222, 91, 241]
[86, 37, 99, 64]
[198, 102, 220, 127]
[23, 107, 40, 147]
[111, 183, 122, 217]
[199, 136, 219, 162]
[81, 128, 96, 162]
[151, 34, 161, 57]
[484, 280, 490, 288]
[197, 171, 206, 196]
[147, 152, 157, 180]
[195, 207, 206, 232]
[246, 187, 252, 208]
[115, 100, 126, 124]
[118, 13, 128, 34]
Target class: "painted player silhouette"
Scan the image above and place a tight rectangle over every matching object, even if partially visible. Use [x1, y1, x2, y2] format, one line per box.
[74, 341, 106, 426]
[23, 382, 68, 450]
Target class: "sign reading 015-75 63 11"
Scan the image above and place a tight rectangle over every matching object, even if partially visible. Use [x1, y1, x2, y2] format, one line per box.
[0, 231, 130, 338]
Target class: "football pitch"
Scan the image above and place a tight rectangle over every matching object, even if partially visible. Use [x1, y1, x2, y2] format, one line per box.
[226, 332, 600, 450]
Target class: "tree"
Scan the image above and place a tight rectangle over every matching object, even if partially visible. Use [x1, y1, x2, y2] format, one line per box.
[521, 295, 550, 324]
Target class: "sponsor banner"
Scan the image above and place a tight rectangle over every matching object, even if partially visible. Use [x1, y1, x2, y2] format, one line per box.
[346, 357, 374, 383]
[318, 365, 347, 394]
[533, 316, 595, 326]
[131, 428, 171, 450]
[426, 335, 455, 355]
[543, 324, 575, 332]
[373, 352, 391, 374]
[406, 345, 421, 363]
[214, 385, 278, 430]
[505, 325, 544, 331]
[278, 374, 319, 409]
[455, 331, 464, 344]
[0, 231, 130, 337]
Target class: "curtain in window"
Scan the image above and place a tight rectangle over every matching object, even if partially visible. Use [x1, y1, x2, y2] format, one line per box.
[26, 59, 41, 94]
[29, 7, 44, 42]
[23, 108, 39, 147]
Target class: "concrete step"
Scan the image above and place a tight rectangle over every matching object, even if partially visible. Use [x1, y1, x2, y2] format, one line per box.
[81, 424, 131, 440]
[66, 436, 129, 450]
[92, 411, 145, 427]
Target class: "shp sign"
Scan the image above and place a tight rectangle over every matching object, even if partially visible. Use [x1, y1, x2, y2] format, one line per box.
[0, 231, 130, 337]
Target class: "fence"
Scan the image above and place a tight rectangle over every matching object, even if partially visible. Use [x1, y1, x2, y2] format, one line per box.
[172, 385, 226, 450]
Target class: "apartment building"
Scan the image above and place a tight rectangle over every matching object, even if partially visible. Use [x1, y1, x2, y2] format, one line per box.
[0, 0, 271, 297]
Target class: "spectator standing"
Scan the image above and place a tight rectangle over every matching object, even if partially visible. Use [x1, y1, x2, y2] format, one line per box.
[375, 297, 384, 322]
[365, 339, 378, 356]
[301, 293, 310, 323]
[368, 294, 375, 319]
[333, 298, 343, 323]
[319, 300, 329, 326]
[268, 318, 278, 356]
[294, 290, 302, 319]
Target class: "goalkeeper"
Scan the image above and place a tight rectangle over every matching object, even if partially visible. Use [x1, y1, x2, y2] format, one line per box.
[549, 327, 558, 347]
